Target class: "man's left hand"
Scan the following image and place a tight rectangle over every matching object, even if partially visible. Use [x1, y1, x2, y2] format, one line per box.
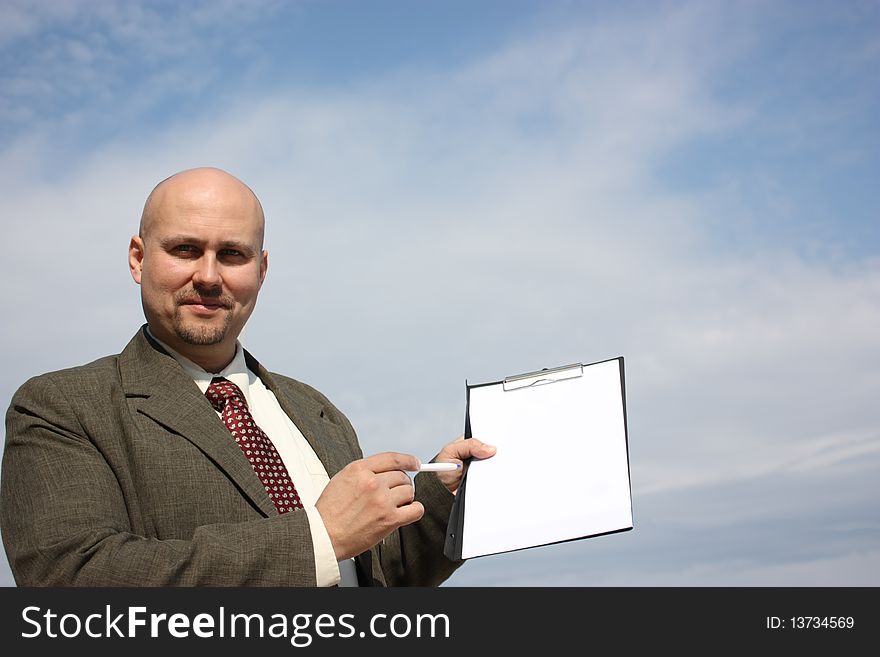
[430, 436, 496, 495]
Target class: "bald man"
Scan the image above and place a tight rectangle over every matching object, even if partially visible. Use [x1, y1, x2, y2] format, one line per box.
[0, 167, 494, 586]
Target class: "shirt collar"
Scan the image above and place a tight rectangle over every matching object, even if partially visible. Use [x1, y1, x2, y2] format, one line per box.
[146, 327, 255, 405]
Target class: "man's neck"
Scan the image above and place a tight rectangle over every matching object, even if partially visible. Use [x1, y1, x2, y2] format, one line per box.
[146, 326, 237, 374]
[184, 348, 236, 374]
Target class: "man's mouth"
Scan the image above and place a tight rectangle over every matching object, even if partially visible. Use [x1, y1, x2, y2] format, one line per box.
[181, 298, 229, 312]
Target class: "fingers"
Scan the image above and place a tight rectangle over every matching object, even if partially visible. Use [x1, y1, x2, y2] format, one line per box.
[469, 438, 497, 459]
[371, 471, 418, 524]
[376, 469, 413, 487]
[396, 500, 424, 526]
[362, 451, 421, 473]
[430, 437, 498, 496]
[439, 437, 497, 462]
[389, 480, 416, 507]
[357, 467, 415, 507]
[376, 470, 415, 506]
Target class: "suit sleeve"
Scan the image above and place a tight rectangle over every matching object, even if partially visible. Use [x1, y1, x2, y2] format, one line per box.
[380, 471, 464, 586]
[1, 375, 320, 586]
[326, 405, 465, 586]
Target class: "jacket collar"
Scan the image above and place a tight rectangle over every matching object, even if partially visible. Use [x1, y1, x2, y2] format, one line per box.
[119, 326, 277, 517]
[117, 326, 377, 582]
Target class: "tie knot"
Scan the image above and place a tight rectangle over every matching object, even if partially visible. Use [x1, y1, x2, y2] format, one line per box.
[206, 377, 246, 412]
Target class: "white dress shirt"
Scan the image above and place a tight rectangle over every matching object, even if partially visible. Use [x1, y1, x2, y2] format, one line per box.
[149, 332, 359, 587]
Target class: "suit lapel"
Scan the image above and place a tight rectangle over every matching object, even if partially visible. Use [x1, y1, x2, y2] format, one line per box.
[245, 354, 351, 480]
[118, 328, 383, 584]
[119, 328, 277, 518]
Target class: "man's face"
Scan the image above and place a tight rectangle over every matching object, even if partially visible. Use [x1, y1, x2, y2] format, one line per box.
[129, 174, 267, 368]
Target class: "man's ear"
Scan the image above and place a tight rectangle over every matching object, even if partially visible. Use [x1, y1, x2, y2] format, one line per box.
[129, 235, 145, 284]
[259, 249, 268, 287]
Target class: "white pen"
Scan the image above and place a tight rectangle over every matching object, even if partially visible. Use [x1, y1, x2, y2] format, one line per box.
[417, 462, 461, 472]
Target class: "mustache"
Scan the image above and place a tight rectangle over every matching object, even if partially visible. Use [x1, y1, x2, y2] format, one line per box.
[175, 288, 234, 308]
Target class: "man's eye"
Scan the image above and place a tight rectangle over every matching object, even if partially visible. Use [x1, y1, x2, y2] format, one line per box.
[174, 245, 195, 253]
[220, 249, 243, 257]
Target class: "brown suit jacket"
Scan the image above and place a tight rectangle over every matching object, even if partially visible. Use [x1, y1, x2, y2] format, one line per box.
[0, 327, 461, 586]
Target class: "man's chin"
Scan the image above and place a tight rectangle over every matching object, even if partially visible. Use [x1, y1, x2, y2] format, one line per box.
[173, 321, 229, 346]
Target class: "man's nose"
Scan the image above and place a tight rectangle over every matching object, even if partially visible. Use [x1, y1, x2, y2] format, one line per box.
[192, 254, 222, 287]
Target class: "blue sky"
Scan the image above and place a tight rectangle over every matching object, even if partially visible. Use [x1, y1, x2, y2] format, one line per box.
[1, 1, 879, 586]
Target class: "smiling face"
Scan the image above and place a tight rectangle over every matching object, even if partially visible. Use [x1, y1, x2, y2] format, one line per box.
[128, 168, 268, 372]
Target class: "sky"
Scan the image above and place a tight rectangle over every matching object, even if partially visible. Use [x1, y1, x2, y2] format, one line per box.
[0, 0, 878, 587]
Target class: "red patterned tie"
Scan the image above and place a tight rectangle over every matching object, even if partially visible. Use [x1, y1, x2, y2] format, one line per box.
[206, 377, 303, 514]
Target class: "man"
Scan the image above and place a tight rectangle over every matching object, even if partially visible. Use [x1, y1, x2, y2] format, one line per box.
[0, 167, 495, 586]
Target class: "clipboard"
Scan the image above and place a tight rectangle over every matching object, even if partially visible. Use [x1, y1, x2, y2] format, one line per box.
[444, 357, 633, 560]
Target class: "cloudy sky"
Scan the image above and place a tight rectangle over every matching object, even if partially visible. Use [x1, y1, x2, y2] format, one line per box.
[1, 0, 878, 587]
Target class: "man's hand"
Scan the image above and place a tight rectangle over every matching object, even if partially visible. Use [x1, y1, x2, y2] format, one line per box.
[315, 452, 423, 561]
[430, 436, 496, 495]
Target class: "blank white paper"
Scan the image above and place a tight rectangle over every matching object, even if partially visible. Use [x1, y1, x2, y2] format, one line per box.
[461, 359, 632, 559]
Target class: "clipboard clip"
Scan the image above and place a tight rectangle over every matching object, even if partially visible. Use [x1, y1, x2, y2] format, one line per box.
[502, 363, 584, 391]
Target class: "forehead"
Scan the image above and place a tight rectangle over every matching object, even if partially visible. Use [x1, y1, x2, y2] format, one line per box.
[144, 179, 264, 246]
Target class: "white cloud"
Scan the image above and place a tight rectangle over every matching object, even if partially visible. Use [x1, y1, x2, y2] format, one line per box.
[0, 0, 282, 131]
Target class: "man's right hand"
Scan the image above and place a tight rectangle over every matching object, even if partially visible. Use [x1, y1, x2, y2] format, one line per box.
[315, 452, 424, 561]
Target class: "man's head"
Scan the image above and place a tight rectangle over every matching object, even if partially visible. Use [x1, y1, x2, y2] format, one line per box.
[129, 167, 268, 372]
